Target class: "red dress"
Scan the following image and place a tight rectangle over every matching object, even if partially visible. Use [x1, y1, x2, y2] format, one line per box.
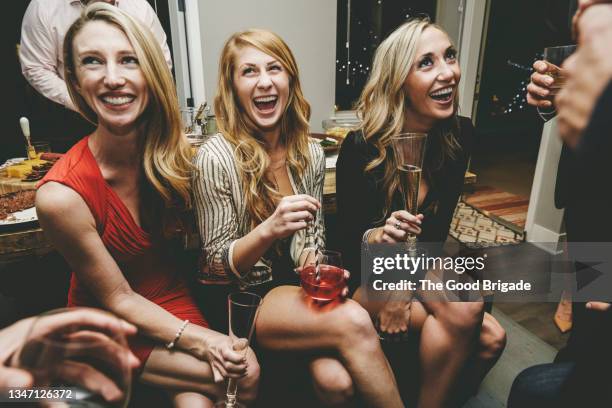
[38, 137, 208, 364]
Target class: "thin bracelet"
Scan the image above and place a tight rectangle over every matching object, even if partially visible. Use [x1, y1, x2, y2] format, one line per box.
[362, 228, 375, 243]
[166, 319, 189, 350]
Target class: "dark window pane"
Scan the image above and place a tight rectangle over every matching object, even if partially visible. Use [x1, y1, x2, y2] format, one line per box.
[335, 0, 436, 110]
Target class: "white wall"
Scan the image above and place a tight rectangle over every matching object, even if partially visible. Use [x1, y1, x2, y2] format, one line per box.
[198, 0, 337, 132]
[436, 0, 462, 47]
[525, 118, 565, 252]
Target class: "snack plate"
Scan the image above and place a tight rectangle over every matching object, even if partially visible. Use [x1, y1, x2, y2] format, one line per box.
[0, 206, 38, 231]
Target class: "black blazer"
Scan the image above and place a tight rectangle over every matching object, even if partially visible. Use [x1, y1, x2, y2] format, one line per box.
[335, 116, 474, 291]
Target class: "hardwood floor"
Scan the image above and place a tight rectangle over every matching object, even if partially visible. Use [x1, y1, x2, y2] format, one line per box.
[495, 302, 569, 350]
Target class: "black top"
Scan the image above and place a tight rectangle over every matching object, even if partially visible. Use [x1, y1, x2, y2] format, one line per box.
[556, 81, 612, 405]
[335, 116, 474, 291]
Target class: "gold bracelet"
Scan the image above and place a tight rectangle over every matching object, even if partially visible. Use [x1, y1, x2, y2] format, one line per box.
[166, 319, 189, 350]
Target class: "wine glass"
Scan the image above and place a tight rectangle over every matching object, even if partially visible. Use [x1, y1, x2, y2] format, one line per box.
[390, 133, 427, 256]
[214, 292, 262, 408]
[537, 44, 577, 121]
[299, 250, 346, 302]
[14, 308, 133, 407]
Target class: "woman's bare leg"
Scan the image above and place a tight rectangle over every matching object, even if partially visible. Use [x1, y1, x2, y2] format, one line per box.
[140, 346, 260, 405]
[170, 391, 214, 408]
[256, 286, 403, 408]
[454, 312, 506, 400]
[309, 357, 355, 407]
[354, 287, 485, 408]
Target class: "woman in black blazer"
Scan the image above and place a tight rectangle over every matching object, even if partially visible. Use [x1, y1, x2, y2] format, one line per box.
[336, 18, 507, 407]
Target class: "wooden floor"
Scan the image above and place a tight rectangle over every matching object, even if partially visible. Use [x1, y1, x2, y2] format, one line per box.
[464, 185, 530, 230]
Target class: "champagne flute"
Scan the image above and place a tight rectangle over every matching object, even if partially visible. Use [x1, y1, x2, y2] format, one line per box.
[214, 292, 262, 408]
[14, 308, 133, 407]
[390, 133, 427, 256]
[537, 44, 577, 121]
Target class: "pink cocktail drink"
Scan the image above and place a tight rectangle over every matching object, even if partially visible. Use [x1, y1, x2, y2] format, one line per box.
[300, 265, 345, 301]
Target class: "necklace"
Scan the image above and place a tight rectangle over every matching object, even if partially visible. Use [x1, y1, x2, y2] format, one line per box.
[268, 151, 287, 172]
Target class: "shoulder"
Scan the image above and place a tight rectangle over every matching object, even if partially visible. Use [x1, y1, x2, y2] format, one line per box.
[36, 182, 95, 228]
[40, 138, 98, 187]
[194, 133, 235, 177]
[23, 0, 54, 24]
[338, 129, 375, 164]
[120, 0, 156, 19]
[455, 116, 475, 153]
[307, 139, 325, 162]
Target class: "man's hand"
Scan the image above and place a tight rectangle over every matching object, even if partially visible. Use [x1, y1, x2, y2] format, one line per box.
[0, 308, 139, 398]
[526, 60, 555, 108]
[556, 6, 612, 146]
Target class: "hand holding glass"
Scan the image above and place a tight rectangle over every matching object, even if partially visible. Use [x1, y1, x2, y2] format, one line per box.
[537, 45, 577, 120]
[14, 308, 136, 407]
[214, 292, 262, 408]
[299, 250, 346, 302]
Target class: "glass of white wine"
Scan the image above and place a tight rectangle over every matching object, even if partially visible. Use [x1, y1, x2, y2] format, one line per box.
[390, 133, 427, 256]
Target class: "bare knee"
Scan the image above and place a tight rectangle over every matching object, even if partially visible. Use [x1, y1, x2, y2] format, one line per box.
[312, 363, 355, 406]
[171, 391, 213, 408]
[336, 301, 377, 344]
[479, 314, 507, 360]
[437, 301, 484, 335]
[237, 349, 261, 404]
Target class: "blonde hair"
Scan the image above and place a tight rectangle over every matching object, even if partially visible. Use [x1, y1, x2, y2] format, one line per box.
[63, 3, 192, 209]
[214, 29, 311, 226]
[356, 18, 460, 214]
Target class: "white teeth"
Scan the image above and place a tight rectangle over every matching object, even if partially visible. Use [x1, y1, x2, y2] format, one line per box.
[253, 96, 277, 103]
[430, 87, 453, 97]
[102, 95, 134, 105]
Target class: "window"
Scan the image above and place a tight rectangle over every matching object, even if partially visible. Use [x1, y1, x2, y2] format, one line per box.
[335, 0, 437, 110]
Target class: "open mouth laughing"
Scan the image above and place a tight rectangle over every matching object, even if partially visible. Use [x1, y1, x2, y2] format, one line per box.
[429, 86, 454, 103]
[253, 95, 278, 113]
[100, 93, 136, 108]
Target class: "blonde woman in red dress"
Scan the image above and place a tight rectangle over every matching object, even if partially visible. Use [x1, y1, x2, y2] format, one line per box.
[36, 4, 259, 407]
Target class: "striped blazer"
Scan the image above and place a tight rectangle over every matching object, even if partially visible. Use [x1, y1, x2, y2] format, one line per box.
[192, 133, 326, 287]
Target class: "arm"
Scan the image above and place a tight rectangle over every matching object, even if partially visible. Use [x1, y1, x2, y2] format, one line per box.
[193, 147, 319, 279]
[297, 144, 327, 266]
[19, 1, 76, 110]
[139, 0, 173, 70]
[35, 183, 224, 362]
[557, 5, 612, 147]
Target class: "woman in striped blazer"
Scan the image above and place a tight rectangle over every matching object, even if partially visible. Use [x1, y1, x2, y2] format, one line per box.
[192, 29, 404, 408]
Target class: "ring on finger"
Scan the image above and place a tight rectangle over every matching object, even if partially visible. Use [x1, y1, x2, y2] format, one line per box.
[394, 221, 402, 230]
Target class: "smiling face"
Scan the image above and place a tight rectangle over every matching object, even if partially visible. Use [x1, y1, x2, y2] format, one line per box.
[403, 27, 460, 130]
[232, 46, 290, 135]
[72, 20, 148, 135]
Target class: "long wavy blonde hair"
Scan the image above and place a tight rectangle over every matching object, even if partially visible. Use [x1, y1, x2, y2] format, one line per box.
[215, 29, 311, 226]
[63, 3, 193, 210]
[356, 18, 461, 215]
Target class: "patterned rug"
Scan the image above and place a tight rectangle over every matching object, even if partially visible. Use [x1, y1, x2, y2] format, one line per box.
[463, 185, 529, 230]
[450, 184, 529, 247]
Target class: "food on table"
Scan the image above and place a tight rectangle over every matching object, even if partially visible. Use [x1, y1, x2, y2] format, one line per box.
[3, 153, 62, 181]
[0, 190, 36, 220]
[40, 152, 63, 161]
[319, 137, 339, 148]
[324, 126, 353, 139]
[7, 164, 33, 179]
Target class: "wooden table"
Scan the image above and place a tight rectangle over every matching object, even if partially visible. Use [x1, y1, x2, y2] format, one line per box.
[0, 176, 37, 194]
[0, 226, 53, 264]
